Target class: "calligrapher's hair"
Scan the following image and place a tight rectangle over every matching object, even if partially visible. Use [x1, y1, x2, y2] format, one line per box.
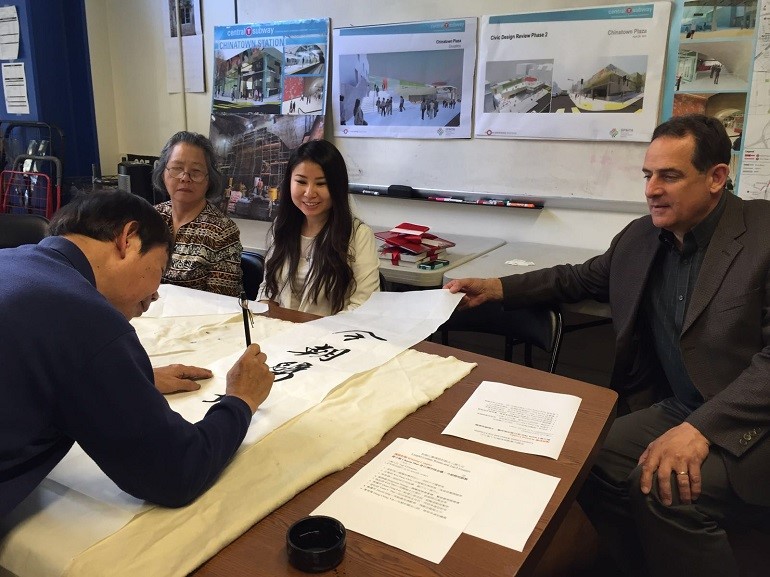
[151, 131, 223, 201]
[263, 139, 356, 314]
[49, 190, 173, 254]
[652, 114, 731, 172]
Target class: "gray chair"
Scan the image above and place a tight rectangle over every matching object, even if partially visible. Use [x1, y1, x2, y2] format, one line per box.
[439, 301, 563, 373]
[0, 212, 49, 249]
[240, 251, 265, 301]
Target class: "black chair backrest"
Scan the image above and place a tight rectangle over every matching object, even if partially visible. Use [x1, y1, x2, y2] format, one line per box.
[240, 251, 265, 301]
[440, 301, 563, 373]
[0, 213, 49, 249]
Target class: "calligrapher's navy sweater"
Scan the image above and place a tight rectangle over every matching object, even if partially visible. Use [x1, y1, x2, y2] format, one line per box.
[0, 237, 251, 518]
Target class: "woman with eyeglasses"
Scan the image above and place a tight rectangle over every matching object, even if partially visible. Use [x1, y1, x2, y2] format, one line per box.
[152, 131, 243, 296]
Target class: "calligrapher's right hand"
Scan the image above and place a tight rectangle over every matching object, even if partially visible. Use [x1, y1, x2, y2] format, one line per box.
[226, 344, 274, 414]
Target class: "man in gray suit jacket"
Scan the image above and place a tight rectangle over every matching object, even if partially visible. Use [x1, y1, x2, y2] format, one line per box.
[446, 114, 770, 577]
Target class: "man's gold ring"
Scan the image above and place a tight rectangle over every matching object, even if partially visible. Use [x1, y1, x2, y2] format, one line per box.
[677, 471, 688, 475]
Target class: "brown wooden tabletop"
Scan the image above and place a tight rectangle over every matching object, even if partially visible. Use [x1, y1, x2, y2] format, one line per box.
[191, 304, 617, 577]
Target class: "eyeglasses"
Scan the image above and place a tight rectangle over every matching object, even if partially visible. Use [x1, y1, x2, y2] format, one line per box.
[165, 166, 208, 183]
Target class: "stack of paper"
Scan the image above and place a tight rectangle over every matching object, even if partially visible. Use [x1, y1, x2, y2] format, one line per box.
[375, 222, 455, 267]
[312, 381, 582, 564]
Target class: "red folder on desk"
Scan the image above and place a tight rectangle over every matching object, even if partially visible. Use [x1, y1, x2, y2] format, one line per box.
[389, 222, 430, 236]
[375, 230, 455, 255]
[378, 245, 445, 266]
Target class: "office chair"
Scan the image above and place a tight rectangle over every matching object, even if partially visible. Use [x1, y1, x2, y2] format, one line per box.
[439, 301, 563, 373]
[0, 212, 49, 249]
[240, 251, 265, 301]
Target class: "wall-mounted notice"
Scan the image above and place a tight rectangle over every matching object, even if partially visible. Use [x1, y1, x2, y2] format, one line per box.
[1, 62, 28, 115]
[475, 3, 671, 142]
[332, 18, 477, 139]
[0, 6, 19, 61]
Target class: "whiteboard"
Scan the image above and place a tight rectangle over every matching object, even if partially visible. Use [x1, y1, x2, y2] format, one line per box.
[237, 0, 667, 203]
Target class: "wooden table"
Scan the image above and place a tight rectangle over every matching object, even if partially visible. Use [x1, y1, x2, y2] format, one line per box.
[192, 305, 617, 577]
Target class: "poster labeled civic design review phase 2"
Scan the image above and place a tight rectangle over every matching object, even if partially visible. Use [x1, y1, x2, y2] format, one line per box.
[475, 3, 671, 142]
[332, 19, 477, 139]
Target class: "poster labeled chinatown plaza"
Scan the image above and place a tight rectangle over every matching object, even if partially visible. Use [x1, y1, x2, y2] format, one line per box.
[332, 18, 477, 139]
[475, 3, 670, 142]
[209, 19, 328, 222]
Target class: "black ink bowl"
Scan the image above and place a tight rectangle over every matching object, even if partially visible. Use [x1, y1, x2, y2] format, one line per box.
[286, 515, 346, 572]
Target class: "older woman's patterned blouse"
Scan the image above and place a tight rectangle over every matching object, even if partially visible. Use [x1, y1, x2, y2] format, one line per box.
[155, 201, 242, 296]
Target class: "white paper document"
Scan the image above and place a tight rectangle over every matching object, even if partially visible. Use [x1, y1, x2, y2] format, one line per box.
[2, 61, 28, 114]
[143, 284, 268, 317]
[312, 437, 559, 561]
[170, 289, 464, 446]
[442, 381, 581, 459]
[0, 6, 20, 60]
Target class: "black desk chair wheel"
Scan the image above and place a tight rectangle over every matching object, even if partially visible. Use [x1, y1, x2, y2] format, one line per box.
[0, 213, 49, 249]
[240, 251, 265, 301]
[439, 301, 563, 373]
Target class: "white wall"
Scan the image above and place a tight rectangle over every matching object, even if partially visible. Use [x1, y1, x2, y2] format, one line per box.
[84, 0, 646, 250]
[84, 0, 232, 171]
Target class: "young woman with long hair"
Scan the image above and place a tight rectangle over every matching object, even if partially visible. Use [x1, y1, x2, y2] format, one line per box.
[257, 139, 379, 315]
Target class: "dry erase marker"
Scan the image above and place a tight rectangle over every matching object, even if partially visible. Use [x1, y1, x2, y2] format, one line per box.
[428, 196, 464, 203]
[477, 199, 505, 206]
[506, 201, 537, 208]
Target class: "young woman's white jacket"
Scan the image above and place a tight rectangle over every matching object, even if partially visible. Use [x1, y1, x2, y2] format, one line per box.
[257, 219, 380, 316]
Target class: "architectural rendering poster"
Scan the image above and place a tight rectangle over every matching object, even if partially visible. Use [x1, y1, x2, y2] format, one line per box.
[738, 0, 770, 200]
[474, 3, 671, 142]
[212, 19, 329, 115]
[665, 0, 757, 196]
[209, 19, 328, 222]
[332, 19, 477, 139]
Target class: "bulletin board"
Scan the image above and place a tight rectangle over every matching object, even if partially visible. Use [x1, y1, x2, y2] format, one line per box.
[236, 0, 676, 205]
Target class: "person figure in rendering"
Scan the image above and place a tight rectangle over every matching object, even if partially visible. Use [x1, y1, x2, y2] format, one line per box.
[445, 114, 770, 577]
[353, 98, 365, 126]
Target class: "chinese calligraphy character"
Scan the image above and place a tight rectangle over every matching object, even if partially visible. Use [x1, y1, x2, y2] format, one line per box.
[333, 330, 387, 342]
[288, 344, 350, 361]
[272, 361, 313, 382]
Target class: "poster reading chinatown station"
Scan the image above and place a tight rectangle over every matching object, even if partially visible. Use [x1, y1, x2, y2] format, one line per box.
[209, 19, 328, 222]
[332, 18, 477, 139]
[212, 19, 329, 115]
[475, 3, 671, 142]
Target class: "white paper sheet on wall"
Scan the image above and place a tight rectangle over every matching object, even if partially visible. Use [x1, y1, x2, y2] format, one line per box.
[0, 6, 20, 60]
[2, 61, 29, 114]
